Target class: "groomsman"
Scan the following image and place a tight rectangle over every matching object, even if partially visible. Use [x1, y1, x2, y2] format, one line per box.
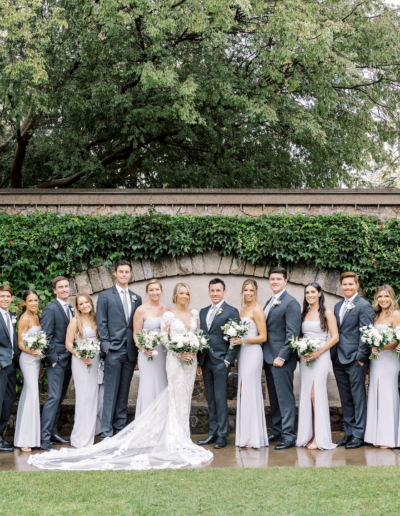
[0, 285, 19, 452]
[41, 276, 73, 450]
[97, 260, 142, 439]
[332, 271, 374, 449]
[263, 267, 301, 450]
[197, 278, 240, 449]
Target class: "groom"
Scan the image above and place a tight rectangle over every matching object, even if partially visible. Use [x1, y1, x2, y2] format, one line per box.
[97, 260, 142, 439]
[263, 266, 301, 450]
[332, 271, 374, 449]
[197, 278, 240, 449]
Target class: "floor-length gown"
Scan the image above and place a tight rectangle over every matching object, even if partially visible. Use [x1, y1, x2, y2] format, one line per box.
[14, 326, 42, 449]
[28, 309, 213, 470]
[135, 317, 168, 418]
[365, 324, 400, 448]
[296, 321, 337, 450]
[70, 327, 101, 448]
[235, 318, 268, 448]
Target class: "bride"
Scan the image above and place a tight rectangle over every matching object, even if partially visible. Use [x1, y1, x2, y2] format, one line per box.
[28, 282, 213, 471]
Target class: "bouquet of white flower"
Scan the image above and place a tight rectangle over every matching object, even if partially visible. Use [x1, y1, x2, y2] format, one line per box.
[392, 325, 400, 358]
[289, 335, 322, 367]
[21, 330, 49, 360]
[164, 330, 209, 365]
[360, 324, 395, 360]
[221, 319, 250, 349]
[73, 338, 101, 371]
[136, 330, 163, 361]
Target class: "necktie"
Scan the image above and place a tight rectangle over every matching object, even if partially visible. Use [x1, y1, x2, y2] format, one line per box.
[64, 305, 71, 322]
[340, 300, 348, 324]
[264, 296, 276, 318]
[6, 313, 13, 357]
[121, 290, 129, 323]
[208, 306, 216, 330]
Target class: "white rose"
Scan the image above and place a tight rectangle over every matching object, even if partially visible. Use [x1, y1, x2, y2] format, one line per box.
[201, 337, 207, 345]
[299, 342, 307, 353]
[226, 327, 237, 337]
[152, 350, 158, 356]
[176, 342, 183, 349]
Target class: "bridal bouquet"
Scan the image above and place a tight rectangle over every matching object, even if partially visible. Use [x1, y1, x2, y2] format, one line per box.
[165, 330, 209, 365]
[360, 324, 395, 360]
[73, 338, 101, 371]
[21, 330, 49, 360]
[392, 325, 400, 358]
[221, 319, 250, 349]
[136, 330, 162, 361]
[289, 336, 322, 367]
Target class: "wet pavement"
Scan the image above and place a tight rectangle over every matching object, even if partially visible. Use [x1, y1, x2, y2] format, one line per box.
[1, 432, 400, 471]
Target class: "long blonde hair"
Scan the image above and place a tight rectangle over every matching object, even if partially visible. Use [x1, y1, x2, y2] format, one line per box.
[241, 279, 258, 306]
[172, 283, 191, 307]
[373, 285, 399, 322]
[74, 293, 99, 339]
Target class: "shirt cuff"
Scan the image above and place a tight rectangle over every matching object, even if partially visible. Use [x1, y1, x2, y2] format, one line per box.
[278, 357, 286, 362]
[224, 360, 230, 365]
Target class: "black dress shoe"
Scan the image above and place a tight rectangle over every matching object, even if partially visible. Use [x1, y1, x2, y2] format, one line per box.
[50, 434, 70, 444]
[40, 441, 54, 451]
[268, 433, 282, 443]
[0, 442, 14, 452]
[2, 440, 13, 449]
[345, 437, 364, 450]
[214, 437, 227, 449]
[336, 435, 353, 447]
[275, 440, 296, 451]
[197, 434, 218, 446]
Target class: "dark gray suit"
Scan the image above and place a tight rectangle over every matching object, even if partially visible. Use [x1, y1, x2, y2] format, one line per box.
[263, 291, 301, 441]
[198, 302, 240, 438]
[96, 286, 142, 438]
[40, 299, 73, 442]
[332, 294, 374, 439]
[0, 311, 18, 437]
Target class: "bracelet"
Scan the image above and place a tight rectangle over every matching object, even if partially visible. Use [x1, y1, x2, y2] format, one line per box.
[242, 337, 246, 344]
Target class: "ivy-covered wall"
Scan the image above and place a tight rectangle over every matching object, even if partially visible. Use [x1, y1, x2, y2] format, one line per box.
[1, 210, 399, 305]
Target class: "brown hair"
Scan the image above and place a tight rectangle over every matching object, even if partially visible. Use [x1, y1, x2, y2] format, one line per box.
[340, 271, 359, 284]
[52, 276, 69, 289]
[0, 284, 13, 296]
[74, 293, 99, 339]
[269, 266, 287, 279]
[115, 260, 132, 271]
[146, 279, 163, 292]
[373, 285, 399, 322]
[241, 279, 258, 306]
[172, 283, 191, 307]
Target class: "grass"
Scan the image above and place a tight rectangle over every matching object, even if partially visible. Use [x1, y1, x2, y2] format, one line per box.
[1, 467, 400, 515]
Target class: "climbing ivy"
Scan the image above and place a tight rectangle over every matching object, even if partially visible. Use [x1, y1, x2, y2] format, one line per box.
[0, 210, 399, 304]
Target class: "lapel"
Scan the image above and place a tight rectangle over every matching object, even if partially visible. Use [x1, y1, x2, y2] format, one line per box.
[0, 310, 11, 344]
[127, 289, 137, 325]
[267, 290, 287, 322]
[56, 299, 70, 324]
[209, 301, 227, 333]
[340, 294, 360, 329]
[200, 306, 209, 332]
[112, 286, 127, 325]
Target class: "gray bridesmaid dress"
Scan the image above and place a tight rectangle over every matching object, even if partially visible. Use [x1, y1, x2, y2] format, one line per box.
[235, 318, 268, 448]
[365, 324, 400, 448]
[296, 321, 337, 450]
[135, 317, 168, 418]
[14, 326, 42, 448]
[71, 327, 101, 448]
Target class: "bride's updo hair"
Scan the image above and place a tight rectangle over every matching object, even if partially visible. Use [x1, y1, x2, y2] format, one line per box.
[172, 283, 191, 307]
[241, 279, 258, 306]
[145, 279, 163, 292]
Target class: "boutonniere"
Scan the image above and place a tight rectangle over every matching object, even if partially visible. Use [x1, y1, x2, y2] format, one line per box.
[215, 308, 223, 316]
[11, 316, 17, 325]
[70, 306, 75, 313]
[131, 295, 137, 302]
[273, 300, 281, 307]
[347, 302, 355, 311]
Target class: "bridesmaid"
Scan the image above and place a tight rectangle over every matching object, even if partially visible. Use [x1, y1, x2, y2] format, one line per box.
[230, 279, 268, 449]
[296, 283, 339, 450]
[133, 279, 170, 418]
[66, 293, 101, 448]
[14, 290, 44, 452]
[365, 285, 400, 449]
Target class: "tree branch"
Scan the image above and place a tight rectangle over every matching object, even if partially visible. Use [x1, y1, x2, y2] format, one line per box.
[36, 170, 87, 188]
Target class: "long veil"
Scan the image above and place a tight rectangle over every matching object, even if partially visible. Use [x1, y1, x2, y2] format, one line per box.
[28, 387, 213, 471]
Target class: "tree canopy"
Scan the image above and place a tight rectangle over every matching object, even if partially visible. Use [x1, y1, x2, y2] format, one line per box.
[1, 0, 400, 189]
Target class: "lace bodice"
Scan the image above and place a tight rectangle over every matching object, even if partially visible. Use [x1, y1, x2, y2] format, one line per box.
[161, 310, 199, 337]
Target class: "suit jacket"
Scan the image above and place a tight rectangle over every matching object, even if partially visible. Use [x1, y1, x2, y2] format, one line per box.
[96, 286, 142, 363]
[0, 310, 18, 369]
[41, 299, 73, 368]
[332, 294, 374, 365]
[198, 301, 240, 367]
[262, 291, 301, 365]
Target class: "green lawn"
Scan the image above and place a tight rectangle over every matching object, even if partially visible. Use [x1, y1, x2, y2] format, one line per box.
[1, 467, 399, 515]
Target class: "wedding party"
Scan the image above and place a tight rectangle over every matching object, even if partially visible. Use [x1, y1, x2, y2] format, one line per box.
[1, 259, 399, 472]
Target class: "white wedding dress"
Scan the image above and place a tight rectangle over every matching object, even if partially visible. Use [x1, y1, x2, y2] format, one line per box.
[28, 309, 213, 470]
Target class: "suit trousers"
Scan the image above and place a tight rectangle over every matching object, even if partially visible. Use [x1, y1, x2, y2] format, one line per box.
[41, 362, 72, 442]
[264, 359, 297, 441]
[202, 357, 230, 438]
[101, 347, 135, 439]
[0, 364, 16, 435]
[333, 360, 368, 439]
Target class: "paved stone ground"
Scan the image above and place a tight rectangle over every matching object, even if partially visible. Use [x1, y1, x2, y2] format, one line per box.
[2, 433, 400, 471]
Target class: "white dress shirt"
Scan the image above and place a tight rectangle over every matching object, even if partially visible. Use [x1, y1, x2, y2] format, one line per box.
[264, 289, 286, 362]
[116, 284, 132, 318]
[207, 300, 224, 329]
[57, 298, 72, 321]
[0, 307, 13, 356]
[339, 293, 358, 323]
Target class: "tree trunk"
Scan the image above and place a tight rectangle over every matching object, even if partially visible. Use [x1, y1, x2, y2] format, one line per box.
[9, 110, 38, 188]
